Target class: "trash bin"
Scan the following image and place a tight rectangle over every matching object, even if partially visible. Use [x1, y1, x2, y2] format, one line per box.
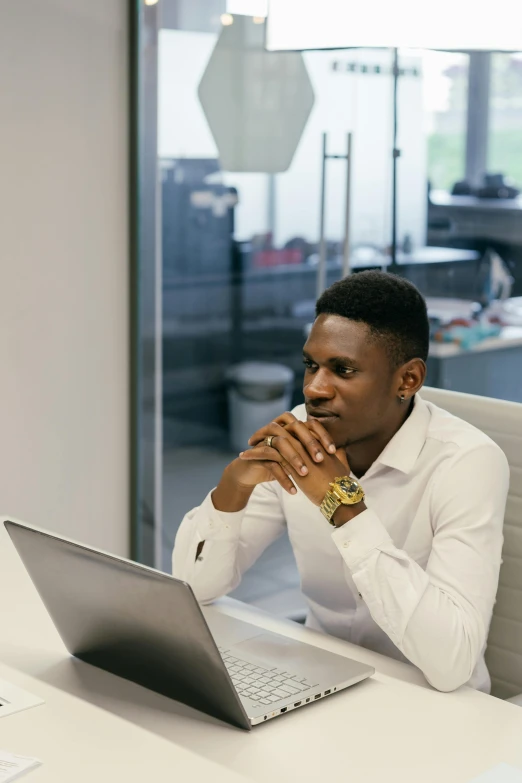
[226, 362, 295, 452]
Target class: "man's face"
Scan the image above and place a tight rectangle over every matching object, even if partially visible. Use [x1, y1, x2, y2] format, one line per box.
[303, 314, 400, 448]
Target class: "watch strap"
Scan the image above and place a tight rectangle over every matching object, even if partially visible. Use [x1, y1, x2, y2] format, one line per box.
[320, 476, 365, 525]
[320, 490, 342, 523]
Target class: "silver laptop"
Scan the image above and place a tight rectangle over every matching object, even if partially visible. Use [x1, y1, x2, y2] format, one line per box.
[4, 519, 374, 730]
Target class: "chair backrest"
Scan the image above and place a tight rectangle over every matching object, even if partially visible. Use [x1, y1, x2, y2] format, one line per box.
[421, 387, 522, 699]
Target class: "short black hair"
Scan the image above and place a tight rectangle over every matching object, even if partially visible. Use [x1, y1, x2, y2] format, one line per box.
[316, 270, 429, 367]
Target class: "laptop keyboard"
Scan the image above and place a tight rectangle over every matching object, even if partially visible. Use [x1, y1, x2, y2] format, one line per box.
[218, 648, 317, 705]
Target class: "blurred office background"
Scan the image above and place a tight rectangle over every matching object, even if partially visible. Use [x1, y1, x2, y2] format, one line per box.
[130, 0, 522, 619]
[1, 1, 520, 620]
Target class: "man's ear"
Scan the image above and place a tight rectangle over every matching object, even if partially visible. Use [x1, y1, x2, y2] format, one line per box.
[396, 358, 426, 400]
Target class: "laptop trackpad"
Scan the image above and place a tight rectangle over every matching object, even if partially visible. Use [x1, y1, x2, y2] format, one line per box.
[232, 632, 321, 672]
[203, 607, 265, 646]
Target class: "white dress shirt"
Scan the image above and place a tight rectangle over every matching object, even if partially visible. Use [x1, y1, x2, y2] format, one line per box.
[172, 395, 509, 693]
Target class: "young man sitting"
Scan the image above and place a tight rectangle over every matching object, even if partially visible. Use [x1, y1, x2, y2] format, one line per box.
[173, 271, 509, 693]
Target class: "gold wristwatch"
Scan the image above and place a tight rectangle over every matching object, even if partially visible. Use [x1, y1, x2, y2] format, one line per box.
[320, 476, 365, 525]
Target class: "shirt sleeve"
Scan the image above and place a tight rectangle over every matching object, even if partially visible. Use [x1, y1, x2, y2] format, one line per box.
[332, 442, 509, 692]
[172, 481, 286, 604]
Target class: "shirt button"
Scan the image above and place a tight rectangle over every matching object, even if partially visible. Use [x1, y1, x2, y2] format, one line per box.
[225, 524, 230, 530]
[343, 541, 351, 548]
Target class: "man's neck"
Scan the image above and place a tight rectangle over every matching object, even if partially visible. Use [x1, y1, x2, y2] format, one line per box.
[346, 401, 414, 479]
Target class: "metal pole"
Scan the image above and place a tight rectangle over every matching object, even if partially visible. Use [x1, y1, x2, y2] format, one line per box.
[267, 173, 276, 237]
[341, 132, 352, 278]
[391, 47, 399, 272]
[317, 132, 328, 299]
[131, 0, 163, 568]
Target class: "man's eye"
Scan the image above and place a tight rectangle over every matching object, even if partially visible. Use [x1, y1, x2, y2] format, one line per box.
[302, 359, 316, 370]
[337, 366, 355, 376]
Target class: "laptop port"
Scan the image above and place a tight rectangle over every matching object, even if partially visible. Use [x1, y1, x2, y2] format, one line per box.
[294, 701, 301, 707]
[280, 707, 287, 713]
[314, 694, 321, 699]
[324, 689, 331, 695]
[305, 698, 310, 703]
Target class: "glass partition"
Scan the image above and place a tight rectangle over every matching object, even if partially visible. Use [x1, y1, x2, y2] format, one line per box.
[133, 2, 522, 608]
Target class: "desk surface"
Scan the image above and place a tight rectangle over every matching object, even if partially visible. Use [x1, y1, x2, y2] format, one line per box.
[163, 247, 480, 290]
[430, 190, 522, 212]
[2, 522, 522, 782]
[351, 245, 479, 267]
[430, 326, 522, 358]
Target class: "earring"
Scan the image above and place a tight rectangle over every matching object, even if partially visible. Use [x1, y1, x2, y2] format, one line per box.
[399, 395, 406, 404]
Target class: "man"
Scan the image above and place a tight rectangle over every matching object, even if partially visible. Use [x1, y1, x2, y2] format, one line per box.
[173, 271, 509, 693]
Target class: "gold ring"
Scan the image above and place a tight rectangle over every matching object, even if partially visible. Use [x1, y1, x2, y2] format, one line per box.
[265, 435, 275, 448]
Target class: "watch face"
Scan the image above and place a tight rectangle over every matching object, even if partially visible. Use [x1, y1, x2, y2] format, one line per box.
[337, 477, 360, 495]
[331, 476, 364, 504]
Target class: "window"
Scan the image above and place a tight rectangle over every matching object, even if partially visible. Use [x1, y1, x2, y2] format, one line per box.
[423, 51, 469, 191]
[488, 53, 522, 187]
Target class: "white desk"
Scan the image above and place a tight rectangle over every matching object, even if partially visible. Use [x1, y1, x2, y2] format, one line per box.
[430, 327, 522, 360]
[429, 190, 522, 246]
[2, 522, 522, 783]
[427, 327, 522, 404]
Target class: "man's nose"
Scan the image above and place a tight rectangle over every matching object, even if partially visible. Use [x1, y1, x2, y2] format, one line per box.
[304, 369, 335, 400]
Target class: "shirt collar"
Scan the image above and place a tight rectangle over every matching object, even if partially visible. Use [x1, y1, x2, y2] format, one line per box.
[373, 394, 431, 475]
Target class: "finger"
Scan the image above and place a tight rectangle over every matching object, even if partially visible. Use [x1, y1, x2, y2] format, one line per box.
[268, 433, 311, 476]
[305, 419, 337, 455]
[247, 412, 299, 446]
[277, 416, 336, 460]
[283, 419, 329, 463]
[249, 415, 330, 463]
[272, 411, 299, 428]
[236, 453, 298, 494]
[241, 439, 309, 477]
[266, 461, 297, 495]
[247, 419, 289, 448]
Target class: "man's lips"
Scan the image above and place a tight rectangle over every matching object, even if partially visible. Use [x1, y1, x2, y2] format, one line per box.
[306, 409, 339, 420]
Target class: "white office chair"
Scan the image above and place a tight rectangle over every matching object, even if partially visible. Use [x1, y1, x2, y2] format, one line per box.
[422, 387, 522, 703]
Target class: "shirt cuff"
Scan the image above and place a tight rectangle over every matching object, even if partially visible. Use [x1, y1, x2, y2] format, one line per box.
[194, 489, 246, 542]
[331, 508, 393, 569]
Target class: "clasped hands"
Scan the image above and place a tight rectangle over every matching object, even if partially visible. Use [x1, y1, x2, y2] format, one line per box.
[238, 412, 350, 507]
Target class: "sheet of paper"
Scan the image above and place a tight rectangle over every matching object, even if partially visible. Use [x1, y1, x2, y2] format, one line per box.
[0, 680, 44, 719]
[0, 751, 41, 782]
[469, 764, 522, 782]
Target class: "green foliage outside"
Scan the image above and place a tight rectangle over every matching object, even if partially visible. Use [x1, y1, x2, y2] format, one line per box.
[489, 130, 522, 187]
[429, 55, 522, 192]
[427, 133, 465, 191]
[428, 130, 522, 192]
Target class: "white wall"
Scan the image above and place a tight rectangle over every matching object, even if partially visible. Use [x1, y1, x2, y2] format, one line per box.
[0, 0, 129, 556]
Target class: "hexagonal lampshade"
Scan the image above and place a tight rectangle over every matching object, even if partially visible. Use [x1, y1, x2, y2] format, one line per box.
[198, 15, 315, 173]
